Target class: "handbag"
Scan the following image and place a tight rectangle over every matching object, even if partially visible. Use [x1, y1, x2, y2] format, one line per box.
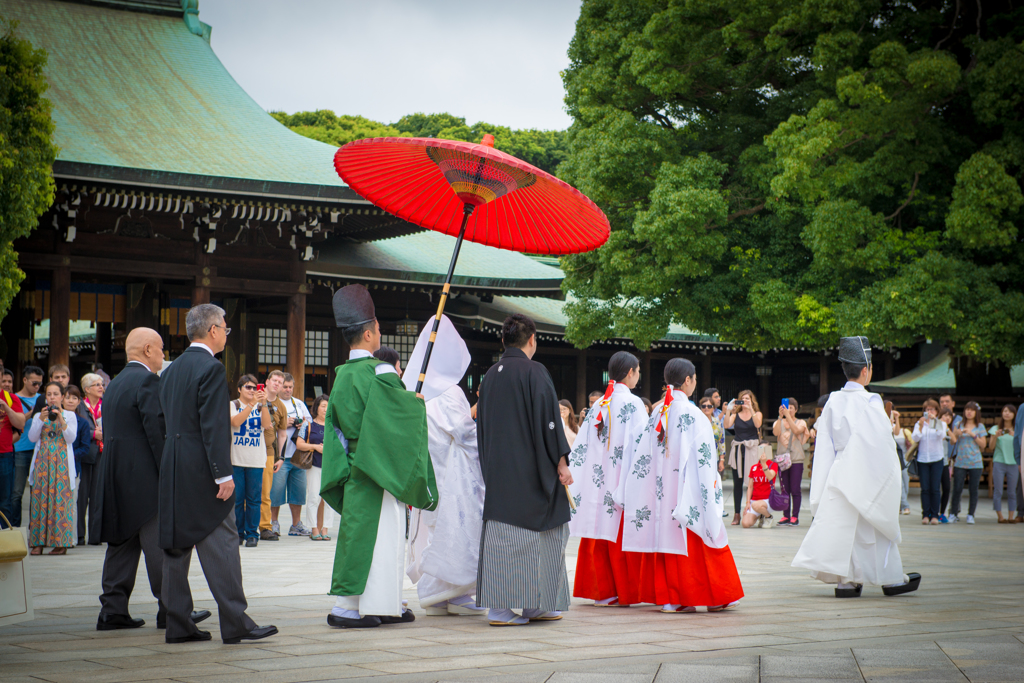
[289, 421, 314, 470]
[0, 511, 27, 561]
[768, 482, 790, 512]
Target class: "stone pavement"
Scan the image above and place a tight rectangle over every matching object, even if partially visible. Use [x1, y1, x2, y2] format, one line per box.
[2, 484, 1024, 682]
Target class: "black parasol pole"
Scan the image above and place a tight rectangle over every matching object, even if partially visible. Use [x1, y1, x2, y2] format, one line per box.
[415, 203, 473, 394]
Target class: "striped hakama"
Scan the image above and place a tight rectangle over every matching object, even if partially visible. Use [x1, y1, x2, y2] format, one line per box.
[476, 520, 570, 611]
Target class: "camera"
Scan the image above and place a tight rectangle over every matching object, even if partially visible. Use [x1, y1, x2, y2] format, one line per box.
[735, 400, 745, 406]
[46, 405, 59, 421]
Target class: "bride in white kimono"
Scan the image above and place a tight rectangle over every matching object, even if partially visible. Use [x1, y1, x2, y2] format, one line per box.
[403, 315, 487, 615]
[791, 336, 921, 597]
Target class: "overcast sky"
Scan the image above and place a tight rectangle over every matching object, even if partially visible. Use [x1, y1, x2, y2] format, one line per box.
[200, 0, 581, 131]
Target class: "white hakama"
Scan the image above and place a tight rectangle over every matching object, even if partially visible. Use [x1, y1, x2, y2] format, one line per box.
[792, 383, 906, 586]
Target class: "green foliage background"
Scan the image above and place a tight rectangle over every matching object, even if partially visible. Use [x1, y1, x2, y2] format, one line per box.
[271, 110, 568, 175]
[0, 17, 57, 321]
[557, 0, 1024, 365]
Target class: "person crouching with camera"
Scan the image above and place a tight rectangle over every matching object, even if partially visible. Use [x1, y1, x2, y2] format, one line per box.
[27, 381, 78, 555]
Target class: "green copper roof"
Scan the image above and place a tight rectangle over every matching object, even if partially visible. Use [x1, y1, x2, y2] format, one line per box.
[870, 348, 1024, 392]
[309, 231, 565, 294]
[2, 0, 345, 191]
[465, 295, 722, 344]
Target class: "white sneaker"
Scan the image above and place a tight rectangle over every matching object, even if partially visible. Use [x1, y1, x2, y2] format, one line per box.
[271, 520, 281, 535]
[966, 515, 975, 524]
[949, 515, 959, 523]
[762, 515, 774, 529]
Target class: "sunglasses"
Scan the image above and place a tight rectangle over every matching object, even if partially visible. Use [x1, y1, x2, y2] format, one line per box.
[700, 404, 713, 409]
[242, 385, 257, 391]
[28, 381, 41, 387]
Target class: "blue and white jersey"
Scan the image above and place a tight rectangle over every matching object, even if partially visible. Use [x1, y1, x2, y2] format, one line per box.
[230, 401, 266, 468]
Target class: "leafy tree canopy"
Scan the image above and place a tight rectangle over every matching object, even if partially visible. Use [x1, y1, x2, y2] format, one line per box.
[0, 17, 57, 320]
[274, 110, 568, 175]
[558, 0, 1024, 366]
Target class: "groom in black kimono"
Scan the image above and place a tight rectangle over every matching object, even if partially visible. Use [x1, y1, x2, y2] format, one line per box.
[476, 313, 573, 626]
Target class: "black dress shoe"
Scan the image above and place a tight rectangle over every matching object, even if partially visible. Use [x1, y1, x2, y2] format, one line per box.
[245, 537, 258, 548]
[223, 624, 278, 644]
[376, 609, 415, 624]
[97, 613, 145, 630]
[835, 584, 863, 598]
[157, 609, 213, 629]
[166, 629, 212, 643]
[327, 613, 381, 628]
[882, 572, 922, 596]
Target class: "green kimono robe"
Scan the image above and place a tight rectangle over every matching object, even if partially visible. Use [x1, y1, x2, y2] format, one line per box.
[321, 355, 438, 596]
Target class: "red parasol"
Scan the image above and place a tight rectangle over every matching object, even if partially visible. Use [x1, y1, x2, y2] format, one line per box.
[334, 134, 609, 392]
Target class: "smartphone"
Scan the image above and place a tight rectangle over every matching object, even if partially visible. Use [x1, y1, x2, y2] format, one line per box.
[256, 383, 265, 392]
[781, 398, 789, 409]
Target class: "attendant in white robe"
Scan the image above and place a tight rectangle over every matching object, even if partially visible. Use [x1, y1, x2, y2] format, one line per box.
[791, 336, 921, 598]
[404, 316, 487, 617]
[618, 359, 743, 612]
[568, 352, 647, 606]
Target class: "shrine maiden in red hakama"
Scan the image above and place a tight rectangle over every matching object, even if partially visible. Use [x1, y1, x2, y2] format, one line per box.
[617, 359, 743, 612]
[568, 352, 648, 606]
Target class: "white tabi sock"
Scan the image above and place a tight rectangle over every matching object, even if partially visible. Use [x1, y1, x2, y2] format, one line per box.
[450, 594, 486, 611]
[595, 596, 618, 606]
[836, 581, 858, 590]
[488, 608, 528, 624]
[330, 607, 361, 619]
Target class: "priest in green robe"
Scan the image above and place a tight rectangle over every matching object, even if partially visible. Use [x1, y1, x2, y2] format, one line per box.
[321, 284, 438, 628]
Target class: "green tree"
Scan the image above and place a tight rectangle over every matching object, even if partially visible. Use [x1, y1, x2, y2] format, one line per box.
[275, 110, 569, 176]
[559, 0, 1024, 381]
[268, 110, 409, 147]
[0, 17, 57, 320]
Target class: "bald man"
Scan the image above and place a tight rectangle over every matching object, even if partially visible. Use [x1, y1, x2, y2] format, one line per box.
[95, 329, 210, 630]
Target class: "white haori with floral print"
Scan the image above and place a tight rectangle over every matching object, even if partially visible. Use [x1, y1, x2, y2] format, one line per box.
[568, 382, 648, 542]
[618, 390, 729, 555]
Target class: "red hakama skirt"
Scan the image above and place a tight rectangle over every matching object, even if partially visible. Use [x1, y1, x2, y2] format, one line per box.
[637, 529, 744, 607]
[573, 517, 644, 605]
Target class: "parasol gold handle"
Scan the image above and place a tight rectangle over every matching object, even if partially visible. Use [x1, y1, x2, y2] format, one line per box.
[565, 485, 575, 512]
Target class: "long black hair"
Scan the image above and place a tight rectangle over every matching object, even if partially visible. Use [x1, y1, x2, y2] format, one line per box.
[608, 351, 639, 382]
[664, 358, 695, 388]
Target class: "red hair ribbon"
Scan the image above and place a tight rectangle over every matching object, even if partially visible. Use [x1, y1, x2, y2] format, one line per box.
[655, 385, 674, 446]
[594, 379, 615, 446]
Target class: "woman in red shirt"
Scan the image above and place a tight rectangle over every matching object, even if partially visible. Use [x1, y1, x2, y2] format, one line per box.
[741, 449, 778, 529]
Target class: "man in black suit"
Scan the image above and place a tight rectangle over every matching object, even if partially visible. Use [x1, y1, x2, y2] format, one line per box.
[158, 305, 276, 644]
[95, 328, 211, 631]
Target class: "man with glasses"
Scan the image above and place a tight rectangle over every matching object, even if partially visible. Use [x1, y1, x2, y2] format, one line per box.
[158, 305, 275, 644]
[9, 366, 44, 527]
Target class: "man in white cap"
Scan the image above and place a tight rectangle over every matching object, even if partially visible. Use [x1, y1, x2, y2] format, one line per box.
[792, 336, 921, 598]
[403, 315, 487, 617]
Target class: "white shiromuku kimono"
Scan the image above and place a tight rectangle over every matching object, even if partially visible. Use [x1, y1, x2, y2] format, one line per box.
[406, 385, 485, 606]
[568, 382, 648, 541]
[792, 382, 905, 586]
[402, 314, 484, 609]
[618, 391, 729, 554]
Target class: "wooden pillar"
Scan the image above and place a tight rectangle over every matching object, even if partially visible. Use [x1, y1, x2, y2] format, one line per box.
[575, 348, 587, 412]
[49, 251, 71, 370]
[701, 354, 712, 395]
[222, 298, 246, 389]
[884, 351, 894, 380]
[286, 292, 306, 400]
[641, 350, 651, 400]
[819, 354, 829, 397]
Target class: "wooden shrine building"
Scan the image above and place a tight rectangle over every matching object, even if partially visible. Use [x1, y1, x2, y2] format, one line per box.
[4, 0, 1018, 414]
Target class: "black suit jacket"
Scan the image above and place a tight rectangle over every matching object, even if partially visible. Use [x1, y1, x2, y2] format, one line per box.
[158, 346, 233, 549]
[477, 347, 571, 531]
[96, 362, 164, 543]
